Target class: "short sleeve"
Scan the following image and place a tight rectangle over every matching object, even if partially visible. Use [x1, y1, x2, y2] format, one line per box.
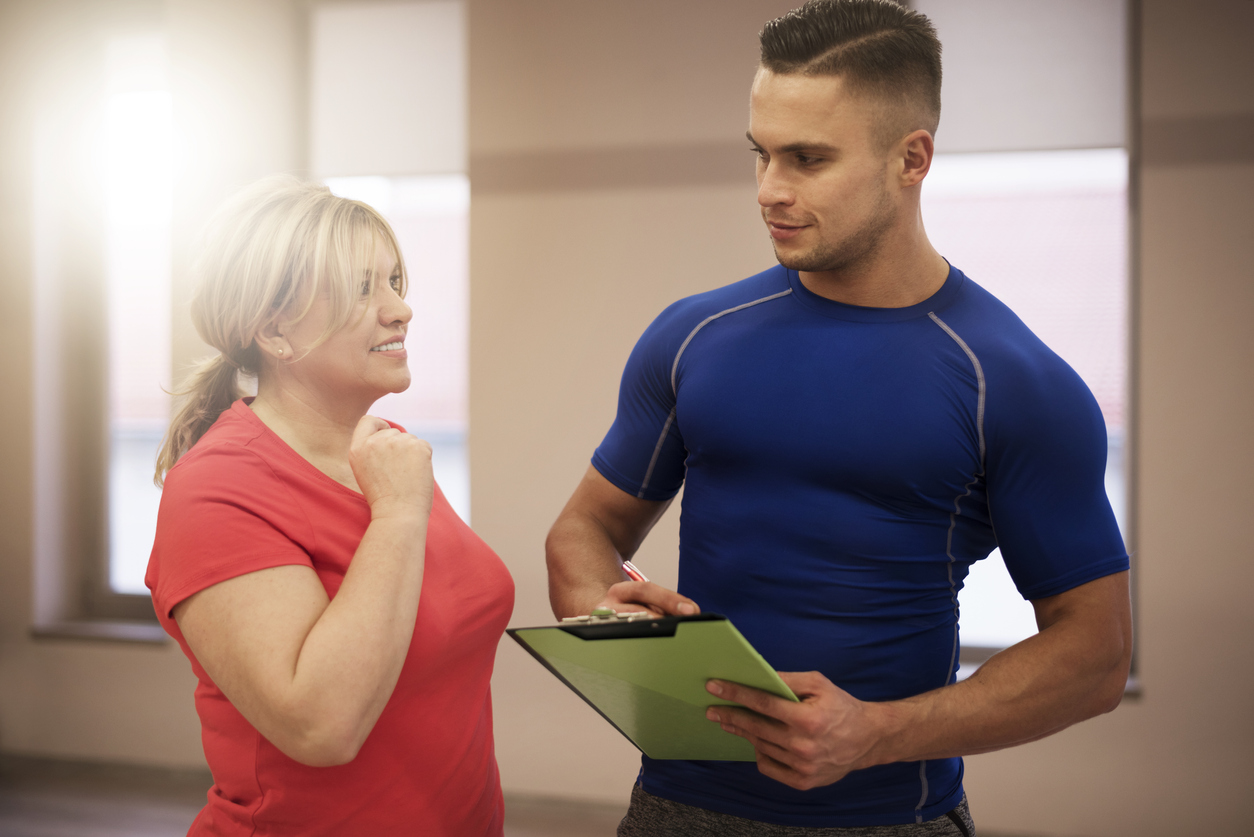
[984, 353, 1130, 601]
[146, 444, 315, 617]
[592, 306, 690, 501]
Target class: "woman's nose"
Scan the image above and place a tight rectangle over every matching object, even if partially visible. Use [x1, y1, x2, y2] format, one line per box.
[381, 286, 413, 325]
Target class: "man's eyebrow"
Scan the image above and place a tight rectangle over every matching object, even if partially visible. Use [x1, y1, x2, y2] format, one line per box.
[745, 131, 837, 154]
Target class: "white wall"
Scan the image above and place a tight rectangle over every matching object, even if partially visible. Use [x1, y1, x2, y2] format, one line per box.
[310, 0, 465, 176]
[915, 0, 1126, 152]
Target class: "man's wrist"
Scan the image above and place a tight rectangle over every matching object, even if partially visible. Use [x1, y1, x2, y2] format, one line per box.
[856, 698, 914, 770]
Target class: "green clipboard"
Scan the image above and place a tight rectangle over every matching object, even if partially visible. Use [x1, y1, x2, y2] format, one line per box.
[507, 613, 798, 761]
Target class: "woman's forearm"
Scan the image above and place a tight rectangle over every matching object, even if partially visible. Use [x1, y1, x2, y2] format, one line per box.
[282, 513, 429, 764]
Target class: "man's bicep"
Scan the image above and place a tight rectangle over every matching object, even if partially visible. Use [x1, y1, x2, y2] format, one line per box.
[984, 360, 1128, 601]
[1030, 570, 1131, 634]
[562, 464, 673, 558]
[1030, 570, 1133, 711]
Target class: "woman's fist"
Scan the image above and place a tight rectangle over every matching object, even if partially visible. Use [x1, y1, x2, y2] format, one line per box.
[348, 416, 434, 520]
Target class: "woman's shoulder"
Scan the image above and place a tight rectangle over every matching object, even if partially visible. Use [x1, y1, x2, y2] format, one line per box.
[165, 405, 286, 498]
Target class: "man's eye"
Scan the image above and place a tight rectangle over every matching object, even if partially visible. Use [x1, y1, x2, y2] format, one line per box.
[750, 146, 766, 159]
[797, 154, 820, 165]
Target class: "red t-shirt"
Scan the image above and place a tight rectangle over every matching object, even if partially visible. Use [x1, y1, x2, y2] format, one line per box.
[146, 400, 515, 836]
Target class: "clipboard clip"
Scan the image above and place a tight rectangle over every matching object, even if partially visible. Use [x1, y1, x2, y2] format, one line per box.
[557, 610, 726, 640]
[560, 607, 656, 624]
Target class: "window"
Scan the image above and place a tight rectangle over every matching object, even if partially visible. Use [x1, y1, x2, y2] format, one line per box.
[103, 34, 173, 596]
[30, 28, 172, 631]
[325, 175, 471, 521]
[312, 1, 470, 516]
[923, 149, 1130, 666]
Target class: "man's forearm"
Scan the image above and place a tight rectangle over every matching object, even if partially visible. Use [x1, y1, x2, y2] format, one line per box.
[706, 572, 1132, 790]
[545, 511, 628, 618]
[863, 573, 1132, 767]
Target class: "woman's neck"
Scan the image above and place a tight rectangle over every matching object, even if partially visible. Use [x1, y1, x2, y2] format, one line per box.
[249, 386, 366, 492]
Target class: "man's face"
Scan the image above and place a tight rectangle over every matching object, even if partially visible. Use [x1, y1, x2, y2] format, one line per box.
[748, 69, 900, 274]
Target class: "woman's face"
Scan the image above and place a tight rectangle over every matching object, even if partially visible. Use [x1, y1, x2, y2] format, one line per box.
[280, 240, 413, 412]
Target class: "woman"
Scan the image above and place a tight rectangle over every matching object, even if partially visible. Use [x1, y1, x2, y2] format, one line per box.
[146, 175, 514, 836]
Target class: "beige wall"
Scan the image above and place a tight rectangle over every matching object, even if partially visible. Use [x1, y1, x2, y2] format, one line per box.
[956, 2, 1254, 834]
[471, 0, 1254, 833]
[0, 1, 1250, 834]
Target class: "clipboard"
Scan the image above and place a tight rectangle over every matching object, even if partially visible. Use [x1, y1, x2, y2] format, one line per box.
[508, 612, 798, 761]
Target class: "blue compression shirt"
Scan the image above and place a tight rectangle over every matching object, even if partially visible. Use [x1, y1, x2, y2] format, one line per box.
[592, 263, 1129, 827]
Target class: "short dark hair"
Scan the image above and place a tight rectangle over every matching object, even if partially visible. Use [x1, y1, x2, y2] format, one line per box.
[759, 0, 942, 145]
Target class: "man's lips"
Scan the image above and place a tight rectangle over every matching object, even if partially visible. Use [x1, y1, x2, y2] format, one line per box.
[766, 219, 810, 241]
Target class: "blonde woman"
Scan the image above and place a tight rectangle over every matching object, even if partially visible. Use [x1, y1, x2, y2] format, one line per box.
[146, 176, 514, 836]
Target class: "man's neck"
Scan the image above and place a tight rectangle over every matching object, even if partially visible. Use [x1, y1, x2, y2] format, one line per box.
[797, 223, 950, 309]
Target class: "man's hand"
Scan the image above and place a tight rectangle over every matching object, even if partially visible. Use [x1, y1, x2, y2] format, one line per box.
[704, 672, 887, 790]
[703, 572, 1132, 791]
[595, 580, 698, 618]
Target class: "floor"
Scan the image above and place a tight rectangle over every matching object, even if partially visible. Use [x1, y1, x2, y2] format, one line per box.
[0, 755, 626, 837]
[0, 756, 1029, 836]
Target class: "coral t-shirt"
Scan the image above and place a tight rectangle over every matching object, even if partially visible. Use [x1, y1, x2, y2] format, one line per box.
[146, 400, 514, 836]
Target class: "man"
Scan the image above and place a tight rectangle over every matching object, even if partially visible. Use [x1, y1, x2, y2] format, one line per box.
[545, 1, 1132, 833]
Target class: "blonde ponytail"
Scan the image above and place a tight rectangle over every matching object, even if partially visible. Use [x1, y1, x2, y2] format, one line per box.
[153, 174, 406, 485]
[154, 353, 246, 486]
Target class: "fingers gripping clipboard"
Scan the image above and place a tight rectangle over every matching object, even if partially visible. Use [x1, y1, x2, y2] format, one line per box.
[508, 612, 798, 761]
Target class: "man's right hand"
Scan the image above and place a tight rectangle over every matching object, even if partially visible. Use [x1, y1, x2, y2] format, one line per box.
[595, 580, 699, 618]
[547, 465, 679, 619]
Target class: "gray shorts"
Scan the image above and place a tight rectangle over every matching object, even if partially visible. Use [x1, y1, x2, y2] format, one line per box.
[617, 782, 975, 837]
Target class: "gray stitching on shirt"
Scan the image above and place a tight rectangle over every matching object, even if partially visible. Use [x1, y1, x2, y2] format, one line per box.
[928, 313, 986, 464]
[668, 289, 793, 396]
[638, 407, 676, 499]
[924, 312, 988, 824]
[928, 311, 989, 683]
[637, 289, 792, 496]
[915, 759, 930, 824]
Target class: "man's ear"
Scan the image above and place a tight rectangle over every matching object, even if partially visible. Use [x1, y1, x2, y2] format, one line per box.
[899, 129, 935, 188]
[254, 316, 292, 362]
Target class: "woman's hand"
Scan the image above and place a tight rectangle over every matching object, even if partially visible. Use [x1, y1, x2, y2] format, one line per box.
[349, 416, 434, 521]
[175, 417, 435, 767]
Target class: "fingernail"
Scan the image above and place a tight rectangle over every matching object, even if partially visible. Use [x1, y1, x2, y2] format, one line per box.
[707, 680, 723, 696]
[706, 708, 720, 722]
[678, 602, 695, 615]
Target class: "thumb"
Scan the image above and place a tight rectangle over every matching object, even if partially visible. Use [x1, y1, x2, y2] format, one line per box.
[351, 414, 392, 447]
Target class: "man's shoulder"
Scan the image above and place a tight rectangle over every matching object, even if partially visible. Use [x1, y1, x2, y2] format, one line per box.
[647, 263, 792, 336]
[941, 272, 1100, 420]
[940, 274, 1067, 370]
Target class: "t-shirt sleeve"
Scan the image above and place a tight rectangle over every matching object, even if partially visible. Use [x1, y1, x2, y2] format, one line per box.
[147, 445, 315, 617]
[983, 349, 1130, 601]
[592, 306, 690, 501]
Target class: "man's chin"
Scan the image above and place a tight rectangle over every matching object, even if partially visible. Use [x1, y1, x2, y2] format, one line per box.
[772, 242, 835, 273]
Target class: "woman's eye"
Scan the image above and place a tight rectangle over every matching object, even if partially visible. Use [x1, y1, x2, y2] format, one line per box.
[389, 274, 402, 291]
[360, 280, 372, 296]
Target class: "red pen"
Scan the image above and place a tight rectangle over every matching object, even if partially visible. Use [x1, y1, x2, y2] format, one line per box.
[621, 560, 649, 583]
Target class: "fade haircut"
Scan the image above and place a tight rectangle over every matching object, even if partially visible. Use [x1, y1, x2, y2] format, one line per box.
[759, 0, 942, 148]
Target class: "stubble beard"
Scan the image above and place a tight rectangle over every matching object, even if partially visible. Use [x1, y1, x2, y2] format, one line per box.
[770, 186, 896, 275]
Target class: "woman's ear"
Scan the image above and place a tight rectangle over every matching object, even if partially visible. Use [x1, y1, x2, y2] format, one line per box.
[254, 317, 292, 362]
